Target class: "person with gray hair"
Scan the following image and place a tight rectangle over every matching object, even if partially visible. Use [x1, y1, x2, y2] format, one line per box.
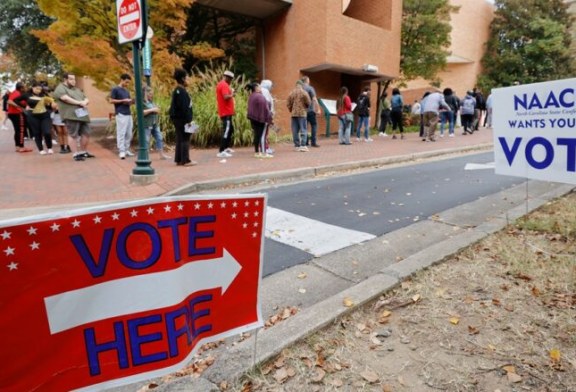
[142, 86, 170, 160]
[260, 79, 275, 155]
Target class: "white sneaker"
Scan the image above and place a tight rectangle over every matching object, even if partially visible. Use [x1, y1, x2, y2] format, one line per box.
[449, 134, 455, 138]
[119, 152, 126, 159]
[47, 149, 54, 154]
[39, 150, 47, 155]
[125, 150, 135, 157]
[378, 132, 388, 137]
[356, 137, 361, 142]
[365, 138, 373, 142]
[224, 148, 235, 154]
[217, 151, 232, 158]
[440, 134, 444, 138]
[263, 153, 274, 158]
[298, 146, 309, 152]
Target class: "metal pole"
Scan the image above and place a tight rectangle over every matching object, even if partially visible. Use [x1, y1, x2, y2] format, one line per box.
[131, 0, 154, 175]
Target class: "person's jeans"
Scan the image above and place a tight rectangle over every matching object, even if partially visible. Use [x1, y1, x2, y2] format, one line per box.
[338, 115, 352, 144]
[306, 111, 318, 146]
[439, 111, 454, 135]
[356, 115, 369, 139]
[291, 117, 307, 147]
[145, 124, 164, 150]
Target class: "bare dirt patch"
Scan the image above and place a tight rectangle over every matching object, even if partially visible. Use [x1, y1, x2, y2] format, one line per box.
[232, 193, 576, 392]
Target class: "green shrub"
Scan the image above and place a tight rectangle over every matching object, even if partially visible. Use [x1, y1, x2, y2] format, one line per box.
[128, 62, 256, 149]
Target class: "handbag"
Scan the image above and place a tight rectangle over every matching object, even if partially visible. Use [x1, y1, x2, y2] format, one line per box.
[184, 121, 199, 134]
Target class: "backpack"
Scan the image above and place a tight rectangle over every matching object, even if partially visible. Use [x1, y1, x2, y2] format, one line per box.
[355, 95, 369, 116]
[462, 97, 475, 114]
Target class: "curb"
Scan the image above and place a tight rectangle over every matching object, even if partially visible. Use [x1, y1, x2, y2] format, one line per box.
[164, 143, 493, 196]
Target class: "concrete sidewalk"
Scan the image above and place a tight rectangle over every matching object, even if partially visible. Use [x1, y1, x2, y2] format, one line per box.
[0, 122, 494, 219]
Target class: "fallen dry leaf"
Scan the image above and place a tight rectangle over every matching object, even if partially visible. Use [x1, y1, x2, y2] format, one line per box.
[360, 369, 379, 383]
[449, 317, 460, 325]
[343, 297, 355, 307]
[298, 288, 306, 294]
[297, 272, 307, 279]
[273, 368, 289, 383]
[502, 365, 516, 374]
[468, 325, 480, 335]
[331, 378, 344, 387]
[311, 368, 326, 383]
[550, 348, 561, 363]
[412, 294, 421, 303]
[531, 286, 541, 297]
[382, 384, 393, 392]
[507, 372, 522, 383]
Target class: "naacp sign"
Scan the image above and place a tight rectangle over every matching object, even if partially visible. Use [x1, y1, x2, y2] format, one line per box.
[493, 78, 576, 184]
[0, 195, 266, 391]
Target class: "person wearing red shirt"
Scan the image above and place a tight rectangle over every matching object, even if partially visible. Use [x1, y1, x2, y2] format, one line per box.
[7, 82, 32, 152]
[216, 70, 236, 158]
[336, 86, 353, 145]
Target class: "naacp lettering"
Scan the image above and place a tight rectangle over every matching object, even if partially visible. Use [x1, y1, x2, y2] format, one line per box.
[514, 88, 575, 110]
[70, 215, 216, 278]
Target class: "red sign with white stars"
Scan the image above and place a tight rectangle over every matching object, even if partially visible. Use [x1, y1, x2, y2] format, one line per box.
[0, 195, 266, 392]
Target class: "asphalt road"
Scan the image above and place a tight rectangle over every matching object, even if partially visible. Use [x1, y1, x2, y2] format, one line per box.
[256, 151, 524, 276]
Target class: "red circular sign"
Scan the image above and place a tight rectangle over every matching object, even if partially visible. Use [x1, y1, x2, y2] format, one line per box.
[118, 0, 141, 41]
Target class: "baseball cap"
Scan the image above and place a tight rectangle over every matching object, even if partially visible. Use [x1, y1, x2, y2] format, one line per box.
[223, 70, 234, 78]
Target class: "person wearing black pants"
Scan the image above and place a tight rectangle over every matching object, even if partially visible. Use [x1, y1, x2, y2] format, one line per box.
[247, 82, 272, 158]
[169, 68, 196, 167]
[26, 82, 55, 154]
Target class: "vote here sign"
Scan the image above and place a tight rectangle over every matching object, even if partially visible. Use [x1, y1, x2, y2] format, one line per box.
[493, 78, 576, 184]
[0, 195, 266, 391]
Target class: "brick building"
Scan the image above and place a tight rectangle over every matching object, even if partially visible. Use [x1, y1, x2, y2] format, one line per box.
[196, 0, 403, 136]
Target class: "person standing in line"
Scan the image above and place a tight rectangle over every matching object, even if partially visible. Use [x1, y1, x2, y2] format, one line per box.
[7, 82, 32, 153]
[460, 91, 476, 135]
[378, 91, 391, 137]
[169, 68, 196, 167]
[25, 81, 57, 155]
[301, 75, 321, 147]
[390, 88, 404, 139]
[260, 79, 275, 155]
[286, 80, 311, 152]
[336, 86, 353, 145]
[110, 73, 134, 159]
[247, 82, 272, 158]
[439, 88, 459, 138]
[216, 70, 236, 158]
[142, 86, 171, 160]
[2, 89, 10, 131]
[484, 93, 493, 128]
[421, 91, 452, 142]
[51, 107, 70, 154]
[53, 73, 94, 161]
[472, 87, 485, 131]
[355, 87, 372, 142]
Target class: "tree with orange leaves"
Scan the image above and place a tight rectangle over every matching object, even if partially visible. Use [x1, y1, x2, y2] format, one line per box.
[33, 0, 224, 89]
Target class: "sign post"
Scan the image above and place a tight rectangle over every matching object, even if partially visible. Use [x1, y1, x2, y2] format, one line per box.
[116, 0, 155, 178]
[0, 195, 266, 391]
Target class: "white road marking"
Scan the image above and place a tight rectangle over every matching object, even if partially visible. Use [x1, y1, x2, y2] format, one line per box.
[265, 207, 375, 257]
[465, 162, 495, 170]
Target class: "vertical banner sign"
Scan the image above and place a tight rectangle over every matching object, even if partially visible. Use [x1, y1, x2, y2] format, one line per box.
[493, 78, 576, 184]
[143, 39, 152, 77]
[117, 0, 143, 44]
[0, 195, 266, 391]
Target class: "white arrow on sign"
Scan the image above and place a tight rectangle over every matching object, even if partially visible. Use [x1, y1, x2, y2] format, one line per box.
[464, 162, 495, 171]
[44, 249, 242, 334]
